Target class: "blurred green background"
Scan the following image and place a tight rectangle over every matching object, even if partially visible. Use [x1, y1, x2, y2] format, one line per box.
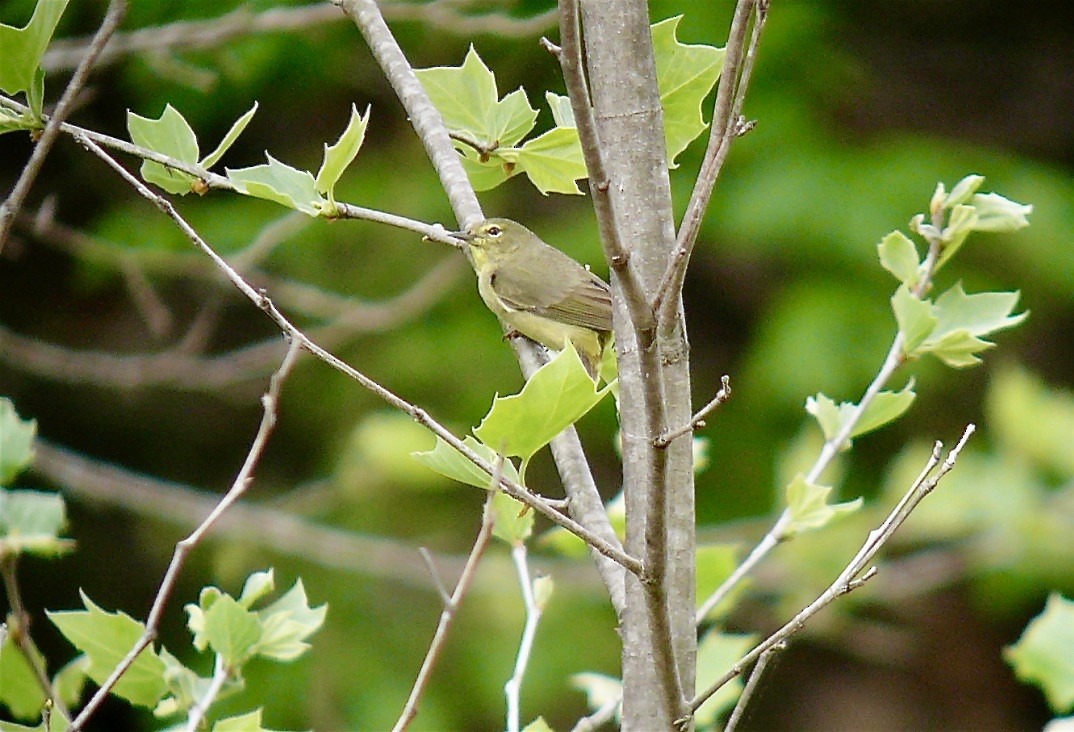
[1, 0, 1072, 729]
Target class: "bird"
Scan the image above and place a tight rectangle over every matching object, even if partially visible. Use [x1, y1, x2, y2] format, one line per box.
[453, 218, 612, 377]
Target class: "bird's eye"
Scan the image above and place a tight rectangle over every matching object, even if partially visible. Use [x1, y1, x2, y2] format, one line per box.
[487, 225, 502, 237]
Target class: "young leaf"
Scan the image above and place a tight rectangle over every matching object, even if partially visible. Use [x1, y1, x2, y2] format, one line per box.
[891, 284, 937, 354]
[571, 672, 622, 717]
[545, 91, 576, 128]
[227, 155, 324, 215]
[239, 568, 275, 609]
[127, 105, 200, 195]
[202, 594, 262, 667]
[200, 102, 259, 169]
[784, 474, 862, 536]
[253, 580, 327, 662]
[1005, 594, 1074, 713]
[969, 192, 1033, 232]
[212, 709, 277, 732]
[915, 283, 1027, 366]
[804, 383, 915, 447]
[0, 0, 70, 95]
[652, 16, 725, 166]
[411, 435, 520, 489]
[491, 491, 533, 545]
[0, 488, 74, 558]
[945, 174, 985, 208]
[513, 126, 587, 195]
[877, 231, 921, 287]
[416, 46, 537, 149]
[473, 344, 615, 461]
[522, 717, 555, 732]
[0, 398, 36, 484]
[315, 104, 371, 204]
[0, 634, 47, 720]
[47, 591, 168, 707]
[458, 152, 514, 191]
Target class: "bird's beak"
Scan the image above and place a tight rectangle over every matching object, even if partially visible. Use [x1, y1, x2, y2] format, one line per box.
[450, 229, 475, 242]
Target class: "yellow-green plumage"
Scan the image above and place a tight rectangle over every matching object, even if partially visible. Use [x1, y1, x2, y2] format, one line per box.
[455, 218, 612, 375]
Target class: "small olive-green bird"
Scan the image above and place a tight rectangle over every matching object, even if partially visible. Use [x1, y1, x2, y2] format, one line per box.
[454, 218, 612, 376]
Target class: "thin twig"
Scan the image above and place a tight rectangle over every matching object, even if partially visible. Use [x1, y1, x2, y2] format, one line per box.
[724, 642, 783, 732]
[392, 490, 497, 732]
[571, 696, 621, 732]
[186, 653, 228, 732]
[655, 375, 731, 447]
[653, 0, 767, 320]
[0, 0, 127, 254]
[684, 425, 975, 721]
[505, 545, 545, 732]
[68, 337, 303, 731]
[71, 131, 641, 576]
[418, 548, 452, 605]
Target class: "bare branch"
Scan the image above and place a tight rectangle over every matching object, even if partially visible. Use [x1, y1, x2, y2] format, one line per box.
[392, 491, 496, 732]
[42, 2, 558, 73]
[685, 425, 976, 721]
[724, 641, 783, 732]
[505, 544, 546, 732]
[655, 375, 731, 447]
[653, 0, 768, 320]
[0, 0, 127, 254]
[68, 336, 303, 731]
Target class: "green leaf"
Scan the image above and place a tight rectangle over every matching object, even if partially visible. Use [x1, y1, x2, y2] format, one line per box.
[805, 382, 914, 446]
[0, 488, 74, 558]
[1005, 594, 1074, 713]
[411, 435, 521, 489]
[969, 191, 1033, 232]
[200, 102, 259, 169]
[545, 91, 576, 128]
[945, 174, 985, 208]
[936, 203, 977, 270]
[877, 231, 921, 287]
[891, 284, 937, 354]
[473, 344, 614, 461]
[238, 568, 275, 609]
[0, 0, 70, 95]
[416, 46, 537, 149]
[202, 595, 262, 667]
[51, 654, 89, 710]
[315, 104, 370, 203]
[0, 634, 47, 720]
[521, 717, 555, 732]
[784, 474, 862, 536]
[227, 155, 324, 215]
[917, 283, 1027, 367]
[694, 630, 756, 727]
[512, 126, 587, 195]
[458, 151, 515, 191]
[253, 579, 327, 662]
[652, 16, 725, 166]
[0, 398, 36, 484]
[212, 709, 282, 732]
[47, 591, 167, 707]
[26, 67, 45, 122]
[127, 105, 200, 195]
[491, 491, 533, 545]
[988, 366, 1074, 477]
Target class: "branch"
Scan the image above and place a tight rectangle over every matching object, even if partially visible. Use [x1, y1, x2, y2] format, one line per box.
[42, 2, 558, 73]
[335, 0, 482, 228]
[71, 131, 641, 577]
[655, 375, 731, 448]
[723, 642, 782, 732]
[68, 336, 303, 732]
[391, 491, 497, 732]
[0, 0, 127, 255]
[653, 0, 768, 320]
[505, 545, 546, 732]
[684, 425, 976, 722]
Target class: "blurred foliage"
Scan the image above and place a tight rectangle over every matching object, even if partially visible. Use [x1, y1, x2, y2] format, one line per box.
[1, 0, 1072, 729]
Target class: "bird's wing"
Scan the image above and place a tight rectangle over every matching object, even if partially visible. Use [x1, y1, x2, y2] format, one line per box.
[490, 248, 613, 332]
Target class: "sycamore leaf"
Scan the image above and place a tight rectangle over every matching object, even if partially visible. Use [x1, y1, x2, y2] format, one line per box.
[315, 104, 370, 202]
[411, 435, 520, 489]
[127, 105, 200, 195]
[877, 231, 921, 288]
[200, 102, 258, 169]
[474, 344, 614, 461]
[416, 46, 537, 149]
[227, 155, 324, 215]
[915, 283, 1027, 367]
[491, 490, 533, 545]
[48, 592, 167, 707]
[0, 398, 36, 484]
[784, 474, 862, 536]
[0, 488, 74, 558]
[652, 16, 725, 166]
[892, 284, 938, 354]
[512, 126, 587, 195]
[805, 381, 915, 446]
[0, 634, 46, 719]
[0, 0, 70, 94]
